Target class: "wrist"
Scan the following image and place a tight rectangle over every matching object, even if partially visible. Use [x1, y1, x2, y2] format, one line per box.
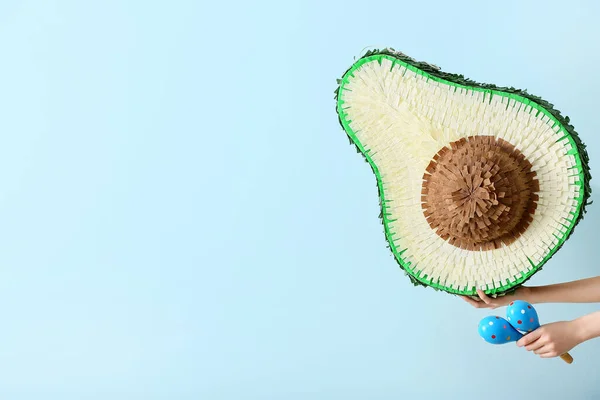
[572, 312, 600, 343]
[515, 286, 534, 303]
[571, 318, 591, 344]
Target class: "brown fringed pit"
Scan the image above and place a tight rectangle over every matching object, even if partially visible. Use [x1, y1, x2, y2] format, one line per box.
[421, 136, 540, 251]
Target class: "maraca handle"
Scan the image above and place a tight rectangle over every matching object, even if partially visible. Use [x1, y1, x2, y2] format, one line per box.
[560, 353, 574, 364]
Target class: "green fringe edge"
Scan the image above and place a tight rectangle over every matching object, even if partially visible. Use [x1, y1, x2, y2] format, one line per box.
[334, 48, 593, 296]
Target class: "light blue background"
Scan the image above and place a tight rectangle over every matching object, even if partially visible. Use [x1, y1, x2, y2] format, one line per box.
[0, 1, 598, 399]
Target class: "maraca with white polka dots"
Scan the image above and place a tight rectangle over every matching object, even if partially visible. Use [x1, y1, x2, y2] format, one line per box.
[506, 300, 573, 364]
[478, 315, 522, 345]
[506, 300, 538, 332]
[478, 300, 573, 364]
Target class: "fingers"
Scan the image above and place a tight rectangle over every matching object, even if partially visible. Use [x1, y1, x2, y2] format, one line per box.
[517, 329, 561, 358]
[517, 329, 542, 347]
[533, 344, 551, 354]
[460, 290, 499, 309]
[537, 344, 559, 358]
[476, 289, 493, 305]
[461, 296, 484, 308]
[525, 338, 546, 352]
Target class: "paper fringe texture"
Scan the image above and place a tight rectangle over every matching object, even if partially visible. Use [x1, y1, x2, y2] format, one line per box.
[334, 48, 592, 295]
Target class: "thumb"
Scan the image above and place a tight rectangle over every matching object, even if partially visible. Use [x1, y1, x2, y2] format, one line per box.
[517, 329, 542, 347]
[476, 289, 493, 304]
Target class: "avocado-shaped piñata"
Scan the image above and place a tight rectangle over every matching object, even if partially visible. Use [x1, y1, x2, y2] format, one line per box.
[335, 49, 592, 296]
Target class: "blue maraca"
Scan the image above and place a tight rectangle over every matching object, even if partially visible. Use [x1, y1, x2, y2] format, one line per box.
[478, 301, 573, 364]
[478, 315, 522, 344]
[506, 300, 538, 333]
[506, 300, 573, 364]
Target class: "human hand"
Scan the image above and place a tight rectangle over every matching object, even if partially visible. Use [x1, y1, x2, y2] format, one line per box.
[517, 321, 582, 359]
[461, 287, 530, 309]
